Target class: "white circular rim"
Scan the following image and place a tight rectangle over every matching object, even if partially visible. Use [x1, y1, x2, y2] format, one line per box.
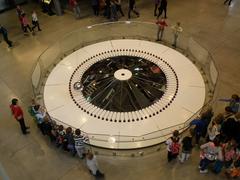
[44, 39, 206, 149]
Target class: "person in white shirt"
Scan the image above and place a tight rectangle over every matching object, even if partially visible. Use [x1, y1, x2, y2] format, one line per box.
[86, 152, 104, 178]
[199, 138, 223, 174]
[207, 121, 220, 141]
[31, 11, 42, 32]
[33, 104, 46, 135]
[171, 22, 183, 48]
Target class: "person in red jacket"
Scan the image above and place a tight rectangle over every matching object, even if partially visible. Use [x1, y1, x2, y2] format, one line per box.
[10, 98, 30, 134]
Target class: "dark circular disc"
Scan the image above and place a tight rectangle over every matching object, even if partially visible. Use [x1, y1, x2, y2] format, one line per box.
[77, 56, 167, 112]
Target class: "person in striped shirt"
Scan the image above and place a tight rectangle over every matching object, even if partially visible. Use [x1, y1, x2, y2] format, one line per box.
[74, 129, 88, 159]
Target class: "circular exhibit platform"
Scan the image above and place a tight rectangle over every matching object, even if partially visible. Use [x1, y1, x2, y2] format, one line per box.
[44, 39, 205, 149]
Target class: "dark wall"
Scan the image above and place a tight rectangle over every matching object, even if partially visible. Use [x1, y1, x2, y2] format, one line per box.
[0, 0, 28, 13]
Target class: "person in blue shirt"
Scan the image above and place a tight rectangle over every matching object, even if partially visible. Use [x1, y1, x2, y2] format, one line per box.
[190, 118, 206, 145]
[219, 94, 240, 114]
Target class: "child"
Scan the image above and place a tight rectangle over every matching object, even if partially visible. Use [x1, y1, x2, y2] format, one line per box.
[21, 13, 32, 34]
[16, 6, 25, 32]
[213, 139, 236, 174]
[223, 139, 236, 168]
[179, 129, 194, 163]
[63, 127, 76, 155]
[50, 121, 58, 142]
[42, 116, 54, 141]
[34, 105, 46, 135]
[156, 17, 167, 41]
[166, 130, 180, 162]
[225, 145, 240, 178]
[199, 138, 223, 173]
[74, 129, 88, 159]
[207, 120, 220, 141]
[171, 22, 183, 48]
[86, 152, 104, 178]
[31, 11, 42, 32]
[56, 125, 65, 147]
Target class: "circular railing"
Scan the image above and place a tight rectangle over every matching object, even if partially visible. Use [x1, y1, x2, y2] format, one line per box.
[31, 21, 219, 151]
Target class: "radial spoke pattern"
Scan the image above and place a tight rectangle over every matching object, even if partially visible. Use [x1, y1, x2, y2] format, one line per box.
[79, 56, 167, 112]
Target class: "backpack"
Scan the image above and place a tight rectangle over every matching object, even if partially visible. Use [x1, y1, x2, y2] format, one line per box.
[171, 137, 180, 154]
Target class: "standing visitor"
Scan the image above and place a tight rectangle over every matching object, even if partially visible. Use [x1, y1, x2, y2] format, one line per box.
[128, 0, 139, 19]
[207, 120, 220, 142]
[86, 152, 105, 178]
[31, 11, 42, 32]
[10, 98, 30, 134]
[21, 13, 32, 34]
[74, 129, 88, 159]
[91, 0, 99, 16]
[110, 0, 118, 21]
[0, 25, 13, 48]
[201, 107, 214, 137]
[156, 17, 167, 41]
[63, 127, 76, 155]
[190, 117, 206, 146]
[115, 0, 124, 17]
[56, 125, 65, 148]
[16, 5, 24, 32]
[33, 105, 46, 135]
[199, 138, 223, 173]
[154, 0, 160, 16]
[105, 0, 111, 19]
[171, 22, 183, 48]
[69, 0, 81, 19]
[166, 130, 180, 162]
[157, 0, 167, 18]
[179, 129, 194, 163]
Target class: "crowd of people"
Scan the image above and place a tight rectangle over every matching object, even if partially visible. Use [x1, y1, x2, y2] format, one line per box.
[10, 98, 104, 178]
[165, 94, 240, 178]
[9, 93, 240, 178]
[89, 0, 138, 20]
[0, 5, 42, 48]
[0, 0, 234, 49]
[0, 0, 184, 49]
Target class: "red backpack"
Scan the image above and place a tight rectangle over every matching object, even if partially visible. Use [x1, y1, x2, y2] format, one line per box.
[171, 137, 180, 154]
